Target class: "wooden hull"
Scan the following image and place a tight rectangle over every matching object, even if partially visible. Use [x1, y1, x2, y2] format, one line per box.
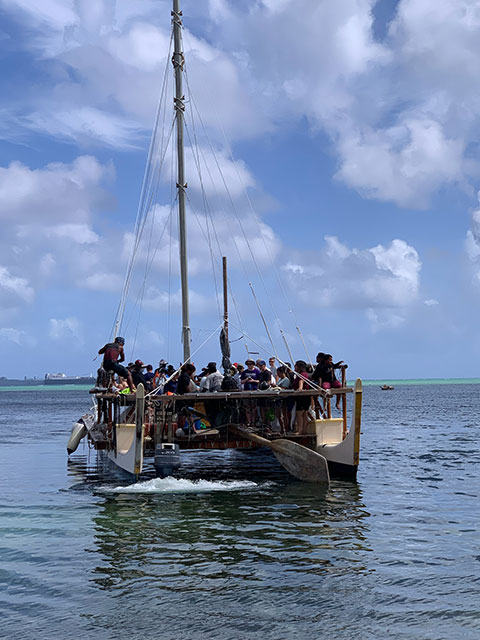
[106, 423, 144, 476]
[79, 380, 362, 482]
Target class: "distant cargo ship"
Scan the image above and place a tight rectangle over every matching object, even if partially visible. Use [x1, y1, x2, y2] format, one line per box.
[44, 373, 95, 386]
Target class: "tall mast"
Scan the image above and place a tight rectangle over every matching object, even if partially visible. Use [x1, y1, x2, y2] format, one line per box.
[222, 256, 228, 344]
[172, 0, 190, 362]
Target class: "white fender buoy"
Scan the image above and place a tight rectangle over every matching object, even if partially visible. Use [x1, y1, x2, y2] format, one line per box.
[67, 421, 87, 455]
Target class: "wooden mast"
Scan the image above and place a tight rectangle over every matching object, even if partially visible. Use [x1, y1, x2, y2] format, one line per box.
[172, 0, 191, 362]
[223, 256, 228, 344]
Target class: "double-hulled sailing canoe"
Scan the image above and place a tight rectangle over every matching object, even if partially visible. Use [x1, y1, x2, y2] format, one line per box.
[66, 0, 363, 484]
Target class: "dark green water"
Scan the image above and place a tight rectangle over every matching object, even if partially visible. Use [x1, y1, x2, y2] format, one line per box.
[1, 386, 479, 639]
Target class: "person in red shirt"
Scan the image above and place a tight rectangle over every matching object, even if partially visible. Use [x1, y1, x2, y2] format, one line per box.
[98, 337, 136, 391]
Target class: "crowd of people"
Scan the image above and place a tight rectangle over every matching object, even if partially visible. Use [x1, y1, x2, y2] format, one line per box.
[97, 337, 347, 435]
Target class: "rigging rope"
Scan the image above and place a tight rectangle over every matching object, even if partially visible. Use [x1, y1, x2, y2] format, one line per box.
[144, 321, 224, 398]
[227, 320, 325, 393]
[167, 152, 174, 362]
[182, 28, 310, 363]
[123, 198, 177, 342]
[115, 116, 176, 338]
[183, 63, 285, 357]
[249, 282, 277, 357]
[182, 81, 270, 354]
[115, 19, 314, 369]
[184, 98, 222, 319]
[113, 30, 174, 339]
[180, 86, 250, 354]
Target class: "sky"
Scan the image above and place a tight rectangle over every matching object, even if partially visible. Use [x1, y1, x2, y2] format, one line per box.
[1, 0, 480, 380]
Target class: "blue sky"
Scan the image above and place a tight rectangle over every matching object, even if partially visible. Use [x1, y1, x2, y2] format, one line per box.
[1, 0, 480, 380]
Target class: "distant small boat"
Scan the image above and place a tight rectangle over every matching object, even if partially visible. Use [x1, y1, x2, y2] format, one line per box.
[380, 384, 394, 390]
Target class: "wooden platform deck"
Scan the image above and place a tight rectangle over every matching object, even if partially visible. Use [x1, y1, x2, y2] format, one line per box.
[89, 387, 352, 401]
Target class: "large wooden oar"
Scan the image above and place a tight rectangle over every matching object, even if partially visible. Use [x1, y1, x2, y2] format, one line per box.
[230, 426, 330, 484]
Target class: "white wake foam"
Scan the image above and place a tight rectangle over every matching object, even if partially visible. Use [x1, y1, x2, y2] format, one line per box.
[98, 477, 261, 495]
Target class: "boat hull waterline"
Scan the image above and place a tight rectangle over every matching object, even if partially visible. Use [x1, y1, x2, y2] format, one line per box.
[67, 380, 362, 483]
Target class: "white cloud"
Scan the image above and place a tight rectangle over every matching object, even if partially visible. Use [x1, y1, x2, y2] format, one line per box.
[0, 156, 120, 306]
[282, 236, 421, 319]
[0, 327, 36, 346]
[335, 118, 466, 208]
[366, 308, 407, 333]
[0, 266, 34, 303]
[48, 316, 82, 341]
[3, 0, 480, 209]
[370, 239, 420, 298]
[82, 272, 123, 292]
[184, 145, 257, 200]
[3, 0, 78, 32]
[465, 195, 480, 284]
[328, 0, 480, 207]
[106, 21, 171, 72]
[0, 155, 113, 224]
[1, 1, 264, 147]
[210, 0, 480, 208]
[143, 286, 213, 315]
[23, 108, 146, 149]
[0, 146, 283, 339]
[424, 299, 439, 306]
[46, 224, 99, 244]
[39, 253, 56, 276]
[120, 197, 282, 284]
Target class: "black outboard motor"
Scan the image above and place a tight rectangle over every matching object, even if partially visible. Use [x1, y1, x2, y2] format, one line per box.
[153, 443, 181, 478]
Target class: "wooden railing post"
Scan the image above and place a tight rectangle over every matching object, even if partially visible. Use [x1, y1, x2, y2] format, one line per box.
[341, 366, 347, 439]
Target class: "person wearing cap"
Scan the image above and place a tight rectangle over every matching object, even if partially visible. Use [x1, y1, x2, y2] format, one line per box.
[98, 336, 136, 391]
[131, 359, 148, 390]
[201, 362, 223, 393]
[240, 359, 260, 390]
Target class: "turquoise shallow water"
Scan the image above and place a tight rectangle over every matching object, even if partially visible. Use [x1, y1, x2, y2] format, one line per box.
[361, 378, 480, 386]
[2, 378, 479, 392]
[1, 385, 479, 639]
[0, 384, 93, 392]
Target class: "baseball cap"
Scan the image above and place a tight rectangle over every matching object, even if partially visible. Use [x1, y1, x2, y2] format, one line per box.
[134, 359, 145, 368]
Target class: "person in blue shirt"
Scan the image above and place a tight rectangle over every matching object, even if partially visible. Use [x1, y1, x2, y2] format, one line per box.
[240, 359, 260, 390]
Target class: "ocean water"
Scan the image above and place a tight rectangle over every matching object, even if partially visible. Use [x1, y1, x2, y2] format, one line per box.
[0, 385, 479, 639]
